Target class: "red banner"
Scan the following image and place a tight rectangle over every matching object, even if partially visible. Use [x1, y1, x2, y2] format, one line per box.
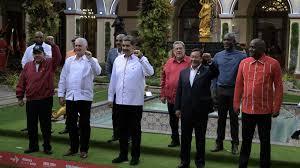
[0, 152, 114, 168]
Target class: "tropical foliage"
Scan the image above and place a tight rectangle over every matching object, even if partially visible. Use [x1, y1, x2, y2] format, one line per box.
[24, 0, 60, 42]
[289, 22, 299, 71]
[138, 0, 173, 75]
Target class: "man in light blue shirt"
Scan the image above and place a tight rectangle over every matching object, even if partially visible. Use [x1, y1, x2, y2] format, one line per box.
[211, 33, 246, 155]
[106, 33, 126, 143]
[108, 35, 154, 166]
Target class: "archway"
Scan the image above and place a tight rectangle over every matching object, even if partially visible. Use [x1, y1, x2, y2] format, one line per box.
[176, 0, 221, 42]
[178, 0, 201, 42]
[253, 0, 290, 67]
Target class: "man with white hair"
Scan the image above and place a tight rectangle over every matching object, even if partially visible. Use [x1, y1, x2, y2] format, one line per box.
[160, 41, 191, 147]
[58, 37, 101, 159]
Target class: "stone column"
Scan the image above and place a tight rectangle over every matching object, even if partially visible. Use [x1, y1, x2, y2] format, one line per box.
[289, 14, 300, 78]
[95, 15, 116, 63]
[219, 14, 234, 41]
[64, 10, 82, 52]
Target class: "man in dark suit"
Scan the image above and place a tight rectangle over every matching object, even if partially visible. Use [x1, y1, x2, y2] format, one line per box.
[175, 48, 219, 168]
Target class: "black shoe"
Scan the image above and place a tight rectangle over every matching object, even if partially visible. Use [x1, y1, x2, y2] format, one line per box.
[24, 148, 39, 154]
[112, 156, 128, 163]
[231, 144, 239, 155]
[59, 129, 69, 134]
[80, 152, 88, 158]
[130, 158, 140, 166]
[210, 143, 223, 152]
[20, 128, 28, 132]
[168, 140, 180, 147]
[291, 130, 300, 140]
[44, 149, 53, 155]
[63, 150, 77, 156]
[177, 163, 189, 168]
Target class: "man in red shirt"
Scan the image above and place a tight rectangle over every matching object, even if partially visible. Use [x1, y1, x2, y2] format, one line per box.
[233, 38, 283, 168]
[160, 41, 191, 147]
[16, 44, 61, 155]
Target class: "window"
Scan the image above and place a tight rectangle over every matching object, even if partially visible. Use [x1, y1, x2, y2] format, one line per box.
[127, 0, 140, 11]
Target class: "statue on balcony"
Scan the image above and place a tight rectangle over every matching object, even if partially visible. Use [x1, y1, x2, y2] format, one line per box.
[199, 0, 212, 38]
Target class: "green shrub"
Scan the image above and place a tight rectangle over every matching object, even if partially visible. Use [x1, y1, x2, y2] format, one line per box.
[289, 23, 299, 68]
[1, 72, 20, 89]
[138, 0, 173, 76]
[24, 0, 59, 41]
[146, 76, 160, 86]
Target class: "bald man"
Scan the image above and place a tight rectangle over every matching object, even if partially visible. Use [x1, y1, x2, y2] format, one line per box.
[234, 39, 283, 168]
[211, 33, 246, 155]
[21, 31, 52, 68]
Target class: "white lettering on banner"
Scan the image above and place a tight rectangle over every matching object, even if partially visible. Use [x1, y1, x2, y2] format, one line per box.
[10, 156, 19, 163]
[65, 165, 81, 168]
[43, 161, 57, 167]
[44, 162, 50, 166]
[30, 162, 37, 166]
[22, 157, 32, 162]
[50, 162, 56, 166]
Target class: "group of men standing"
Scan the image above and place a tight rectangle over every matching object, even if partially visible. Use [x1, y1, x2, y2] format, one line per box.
[160, 33, 283, 168]
[16, 31, 102, 159]
[15, 30, 283, 168]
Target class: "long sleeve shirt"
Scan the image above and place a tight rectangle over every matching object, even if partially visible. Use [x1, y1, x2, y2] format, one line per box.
[214, 50, 246, 87]
[21, 42, 52, 68]
[58, 55, 102, 101]
[160, 56, 191, 104]
[106, 48, 122, 80]
[16, 44, 61, 101]
[233, 54, 283, 115]
[108, 54, 154, 106]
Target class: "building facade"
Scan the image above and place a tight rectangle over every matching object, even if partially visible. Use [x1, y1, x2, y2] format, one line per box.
[1, 0, 300, 73]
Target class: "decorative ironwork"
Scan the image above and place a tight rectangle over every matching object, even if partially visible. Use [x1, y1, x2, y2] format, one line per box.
[257, 0, 289, 13]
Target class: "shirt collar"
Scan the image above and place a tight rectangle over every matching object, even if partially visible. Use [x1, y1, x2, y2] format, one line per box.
[190, 64, 201, 71]
[250, 54, 267, 64]
[123, 53, 134, 60]
[74, 55, 88, 61]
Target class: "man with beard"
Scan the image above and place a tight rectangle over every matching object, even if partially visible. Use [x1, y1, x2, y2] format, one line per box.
[58, 38, 101, 159]
[108, 35, 154, 166]
[160, 41, 191, 147]
[16, 44, 61, 155]
[234, 38, 283, 168]
[106, 33, 126, 143]
[175, 49, 219, 168]
[21, 31, 52, 68]
[211, 33, 246, 155]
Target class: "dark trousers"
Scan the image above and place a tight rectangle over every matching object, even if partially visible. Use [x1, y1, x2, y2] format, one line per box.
[239, 113, 272, 168]
[112, 95, 119, 139]
[216, 93, 239, 145]
[64, 114, 69, 130]
[180, 114, 208, 167]
[26, 97, 53, 151]
[117, 104, 143, 159]
[167, 103, 179, 141]
[66, 100, 92, 153]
